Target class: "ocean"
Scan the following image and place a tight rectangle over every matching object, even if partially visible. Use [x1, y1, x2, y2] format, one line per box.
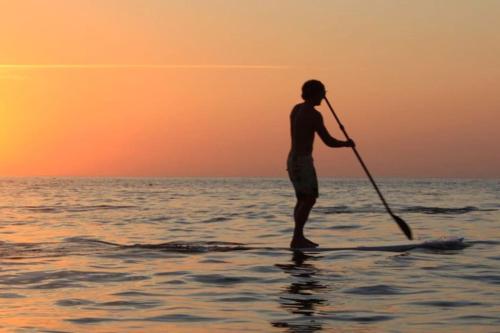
[0, 177, 498, 332]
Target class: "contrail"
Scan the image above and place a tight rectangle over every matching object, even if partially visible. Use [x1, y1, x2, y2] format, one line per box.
[0, 64, 290, 70]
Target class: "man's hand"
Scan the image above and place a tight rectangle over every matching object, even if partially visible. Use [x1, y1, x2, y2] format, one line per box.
[344, 139, 355, 148]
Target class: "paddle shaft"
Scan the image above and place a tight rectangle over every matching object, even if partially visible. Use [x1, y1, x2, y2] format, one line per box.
[323, 96, 396, 216]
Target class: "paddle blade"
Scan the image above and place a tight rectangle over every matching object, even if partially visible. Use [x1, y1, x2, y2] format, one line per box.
[392, 214, 413, 240]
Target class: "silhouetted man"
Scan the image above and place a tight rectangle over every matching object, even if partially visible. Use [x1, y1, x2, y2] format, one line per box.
[287, 80, 355, 248]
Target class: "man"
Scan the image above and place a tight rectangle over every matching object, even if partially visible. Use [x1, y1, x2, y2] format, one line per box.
[287, 80, 355, 249]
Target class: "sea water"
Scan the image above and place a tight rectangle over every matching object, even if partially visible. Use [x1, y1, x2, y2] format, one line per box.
[0, 177, 498, 332]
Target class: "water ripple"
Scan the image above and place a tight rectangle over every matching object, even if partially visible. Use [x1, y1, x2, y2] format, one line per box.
[189, 273, 262, 285]
[411, 300, 483, 308]
[20, 204, 137, 213]
[343, 284, 404, 295]
[0, 270, 150, 288]
[316, 205, 496, 215]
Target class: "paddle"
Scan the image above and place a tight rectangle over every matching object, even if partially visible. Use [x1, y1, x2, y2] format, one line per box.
[324, 96, 413, 240]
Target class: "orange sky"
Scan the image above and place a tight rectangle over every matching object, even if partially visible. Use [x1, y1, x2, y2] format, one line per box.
[1, 0, 499, 177]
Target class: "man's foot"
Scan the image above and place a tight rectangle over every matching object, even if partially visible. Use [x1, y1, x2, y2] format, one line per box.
[290, 236, 319, 249]
[304, 237, 319, 247]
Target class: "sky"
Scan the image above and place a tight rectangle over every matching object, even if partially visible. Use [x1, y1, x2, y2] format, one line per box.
[1, 0, 499, 178]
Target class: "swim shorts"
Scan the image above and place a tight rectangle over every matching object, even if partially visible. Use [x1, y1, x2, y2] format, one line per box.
[287, 152, 319, 199]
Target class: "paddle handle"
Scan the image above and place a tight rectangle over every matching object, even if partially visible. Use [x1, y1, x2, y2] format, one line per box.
[323, 96, 395, 216]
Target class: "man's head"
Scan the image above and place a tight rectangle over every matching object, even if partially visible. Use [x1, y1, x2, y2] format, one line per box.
[301, 80, 326, 106]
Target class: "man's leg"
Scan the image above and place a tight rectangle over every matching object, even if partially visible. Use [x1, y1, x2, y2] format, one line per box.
[291, 196, 317, 248]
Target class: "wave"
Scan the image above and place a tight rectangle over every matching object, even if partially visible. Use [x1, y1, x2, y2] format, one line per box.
[0, 237, 472, 259]
[17, 204, 136, 213]
[317, 205, 495, 215]
[4, 204, 494, 216]
[62, 237, 249, 253]
[402, 206, 495, 215]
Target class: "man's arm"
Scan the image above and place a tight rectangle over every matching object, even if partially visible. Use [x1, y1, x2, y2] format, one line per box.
[315, 112, 354, 148]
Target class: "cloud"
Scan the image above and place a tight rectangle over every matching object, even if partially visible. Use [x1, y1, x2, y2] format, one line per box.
[0, 64, 290, 70]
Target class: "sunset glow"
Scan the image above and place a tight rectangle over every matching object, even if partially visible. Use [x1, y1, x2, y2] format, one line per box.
[1, 0, 499, 177]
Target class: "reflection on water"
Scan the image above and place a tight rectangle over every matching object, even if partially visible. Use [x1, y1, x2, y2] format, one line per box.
[0, 178, 498, 332]
[273, 251, 327, 332]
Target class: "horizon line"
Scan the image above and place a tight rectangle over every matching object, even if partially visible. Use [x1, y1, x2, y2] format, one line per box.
[0, 175, 498, 180]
